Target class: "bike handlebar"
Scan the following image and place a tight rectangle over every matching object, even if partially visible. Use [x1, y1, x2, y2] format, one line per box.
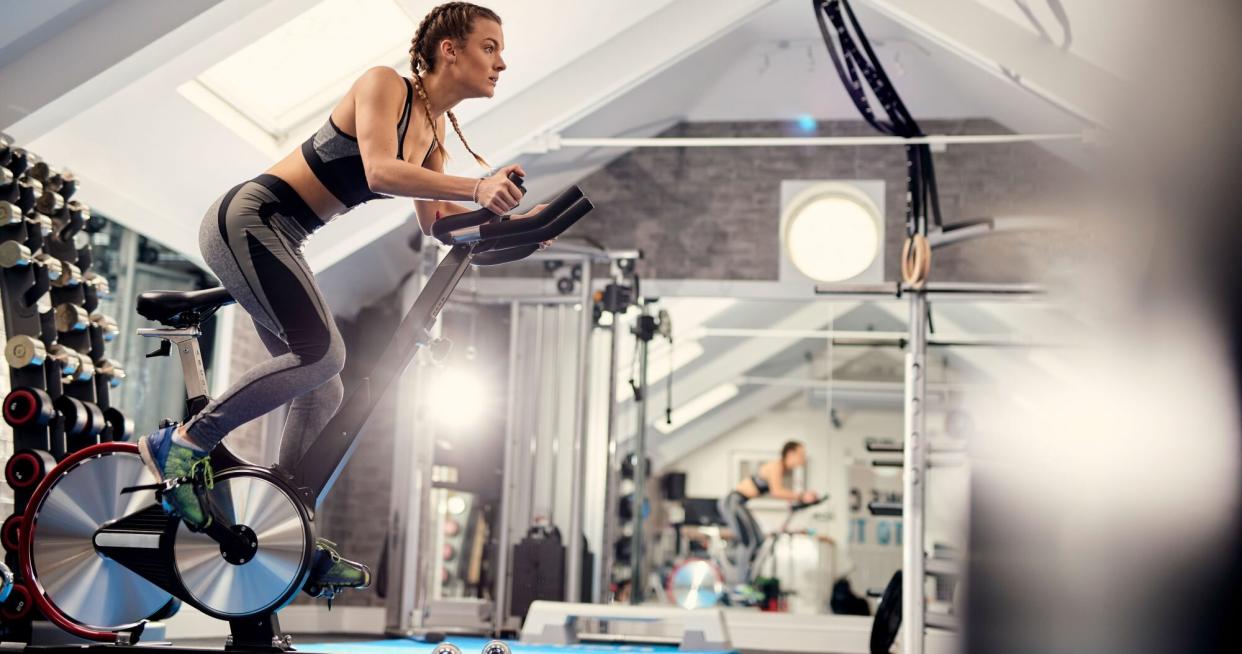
[431, 174, 591, 259]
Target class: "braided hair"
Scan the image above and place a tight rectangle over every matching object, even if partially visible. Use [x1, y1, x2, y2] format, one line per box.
[408, 2, 498, 169]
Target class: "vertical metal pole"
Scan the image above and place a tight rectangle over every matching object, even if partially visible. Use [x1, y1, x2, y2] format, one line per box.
[902, 291, 928, 654]
[565, 260, 594, 602]
[596, 267, 623, 603]
[629, 302, 650, 605]
[526, 306, 545, 515]
[493, 301, 521, 635]
[409, 250, 445, 632]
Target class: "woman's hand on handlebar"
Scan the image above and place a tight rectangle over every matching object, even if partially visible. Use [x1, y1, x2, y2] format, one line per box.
[800, 491, 819, 504]
[476, 164, 525, 215]
[511, 203, 549, 220]
[511, 203, 556, 250]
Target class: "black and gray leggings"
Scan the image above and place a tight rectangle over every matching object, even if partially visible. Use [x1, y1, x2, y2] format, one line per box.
[185, 174, 344, 468]
[718, 491, 764, 584]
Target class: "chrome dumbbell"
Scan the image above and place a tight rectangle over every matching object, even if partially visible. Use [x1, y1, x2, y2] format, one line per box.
[35, 190, 63, 217]
[50, 261, 81, 288]
[65, 356, 94, 384]
[47, 344, 82, 377]
[85, 273, 111, 299]
[0, 241, 32, 268]
[29, 213, 52, 237]
[0, 201, 22, 226]
[90, 313, 119, 342]
[95, 358, 125, 388]
[4, 335, 46, 369]
[34, 253, 62, 282]
[55, 303, 89, 333]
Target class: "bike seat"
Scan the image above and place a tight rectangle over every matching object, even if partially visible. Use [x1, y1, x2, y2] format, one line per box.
[137, 287, 235, 327]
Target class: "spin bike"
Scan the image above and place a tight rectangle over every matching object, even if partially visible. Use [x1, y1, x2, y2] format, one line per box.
[18, 174, 592, 652]
[666, 495, 828, 609]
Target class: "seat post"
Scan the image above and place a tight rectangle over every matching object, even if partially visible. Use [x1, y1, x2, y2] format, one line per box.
[137, 327, 210, 410]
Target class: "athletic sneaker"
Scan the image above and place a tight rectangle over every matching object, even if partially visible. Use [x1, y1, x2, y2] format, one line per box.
[304, 539, 371, 607]
[137, 424, 215, 530]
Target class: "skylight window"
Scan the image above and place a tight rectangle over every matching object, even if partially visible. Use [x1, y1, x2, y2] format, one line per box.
[179, 0, 415, 154]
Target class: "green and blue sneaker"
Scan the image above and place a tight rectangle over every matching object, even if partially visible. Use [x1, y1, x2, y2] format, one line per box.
[137, 425, 215, 530]
[304, 539, 371, 607]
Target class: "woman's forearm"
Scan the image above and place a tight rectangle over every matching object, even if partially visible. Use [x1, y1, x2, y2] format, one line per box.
[369, 158, 478, 201]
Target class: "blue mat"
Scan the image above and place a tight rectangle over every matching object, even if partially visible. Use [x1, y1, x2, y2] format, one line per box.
[297, 638, 735, 654]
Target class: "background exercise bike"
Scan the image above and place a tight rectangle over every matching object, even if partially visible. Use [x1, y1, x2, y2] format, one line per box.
[667, 495, 828, 610]
[17, 174, 592, 652]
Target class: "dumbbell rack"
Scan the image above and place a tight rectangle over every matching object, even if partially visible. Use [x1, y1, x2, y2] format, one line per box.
[0, 134, 130, 642]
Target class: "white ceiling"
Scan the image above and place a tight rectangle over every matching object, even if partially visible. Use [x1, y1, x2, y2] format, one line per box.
[1, 0, 1123, 316]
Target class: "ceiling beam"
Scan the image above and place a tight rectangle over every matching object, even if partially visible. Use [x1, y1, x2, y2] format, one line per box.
[855, 0, 1120, 126]
[2, 0, 231, 137]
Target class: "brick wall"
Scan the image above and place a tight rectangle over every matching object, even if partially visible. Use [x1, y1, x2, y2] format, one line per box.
[554, 118, 1087, 283]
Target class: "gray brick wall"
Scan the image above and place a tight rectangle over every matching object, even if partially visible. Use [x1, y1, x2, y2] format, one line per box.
[551, 119, 1086, 283]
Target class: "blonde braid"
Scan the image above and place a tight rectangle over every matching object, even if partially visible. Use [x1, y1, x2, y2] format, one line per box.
[447, 110, 489, 168]
[409, 8, 447, 162]
[406, 2, 497, 170]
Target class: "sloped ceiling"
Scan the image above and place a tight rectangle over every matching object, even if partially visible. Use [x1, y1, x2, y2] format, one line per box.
[2, 0, 1128, 316]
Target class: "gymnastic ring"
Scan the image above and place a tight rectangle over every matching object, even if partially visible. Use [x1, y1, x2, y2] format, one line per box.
[901, 234, 931, 288]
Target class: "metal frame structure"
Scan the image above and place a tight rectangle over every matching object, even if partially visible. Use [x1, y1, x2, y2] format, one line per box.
[816, 280, 1046, 654]
[384, 243, 639, 638]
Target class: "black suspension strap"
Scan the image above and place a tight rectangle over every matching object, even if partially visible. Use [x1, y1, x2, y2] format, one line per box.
[813, 0, 944, 288]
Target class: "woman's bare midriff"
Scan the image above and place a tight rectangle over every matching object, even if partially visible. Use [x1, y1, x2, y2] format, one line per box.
[264, 150, 347, 221]
[262, 75, 433, 223]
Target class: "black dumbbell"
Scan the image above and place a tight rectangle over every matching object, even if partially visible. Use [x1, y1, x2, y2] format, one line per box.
[0, 136, 12, 167]
[59, 170, 77, 200]
[54, 395, 90, 436]
[0, 580, 33, 622]
[1, 514, 21, 554]
[82, 401, 105, 438]
[15, 175, 40, 213]
[0, 167, 13, 198]
[103, 407, 135, 442]
[6, 147, 28, 176]
[3, 387, 56, 428]
[30, 213, 52, 238]
[4, 448, 56, 491]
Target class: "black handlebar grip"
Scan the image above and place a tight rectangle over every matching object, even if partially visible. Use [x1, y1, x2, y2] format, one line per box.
[477, 187, 585, 242]
[472, 244, 541, 266]
[486, 197, 593, 250]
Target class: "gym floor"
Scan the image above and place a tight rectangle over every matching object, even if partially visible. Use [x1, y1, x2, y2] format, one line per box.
[167, 637, 733, 654]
